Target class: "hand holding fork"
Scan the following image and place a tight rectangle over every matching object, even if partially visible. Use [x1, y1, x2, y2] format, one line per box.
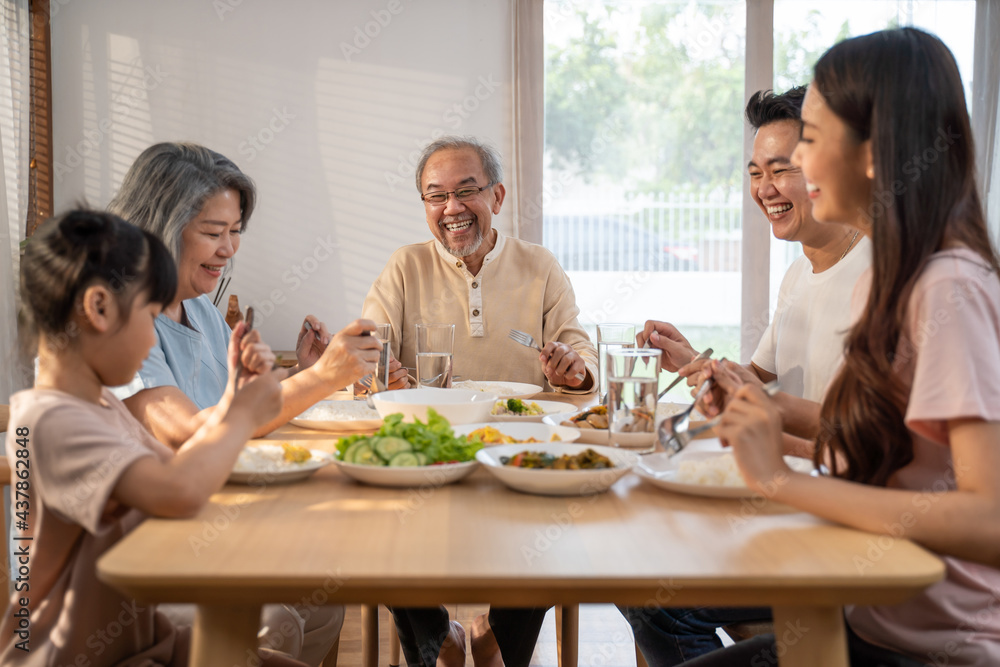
[508, 329, 587, 383]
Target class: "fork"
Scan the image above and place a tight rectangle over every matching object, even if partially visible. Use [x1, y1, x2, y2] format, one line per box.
[508, 329, 587, 382]
[658, 380, 781, 457]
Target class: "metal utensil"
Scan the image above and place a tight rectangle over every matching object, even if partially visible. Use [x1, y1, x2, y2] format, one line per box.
[508, 329, 586, 382]
[657, 347, 713, 401]
[659, 380, 781, 456]
[234, 306, 255, 383]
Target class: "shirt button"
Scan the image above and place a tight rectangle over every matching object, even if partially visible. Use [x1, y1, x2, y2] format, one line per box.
[472, 309, 480, 316]
[472, 282, 478, 289]
[456, 261, 462, 268]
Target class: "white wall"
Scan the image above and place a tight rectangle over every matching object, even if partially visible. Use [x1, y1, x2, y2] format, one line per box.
[50, 0, 514, 349]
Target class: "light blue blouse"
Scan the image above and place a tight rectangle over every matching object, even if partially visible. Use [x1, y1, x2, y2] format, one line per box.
[112, 294, 230, 409]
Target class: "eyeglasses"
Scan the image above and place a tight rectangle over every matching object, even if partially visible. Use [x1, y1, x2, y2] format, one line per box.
[420, 185, 492, 206]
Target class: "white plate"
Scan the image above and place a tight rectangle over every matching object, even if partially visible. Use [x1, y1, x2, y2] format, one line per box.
[453, 422, 581, 443]
[452, 380, 544, 400]
[228, 445, 334, 485]
[544, 402, 706, 446]
[334, 459, 478, 488]
[291, 400, 382, 432]
[634, 450, 815, 499]
[541, 413, 609, 445]
[476, 443, 638, 496]
[490, 399, 578, 422]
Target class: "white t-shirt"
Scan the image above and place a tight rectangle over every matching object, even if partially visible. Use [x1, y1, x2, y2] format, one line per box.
[751, 236, 871, 401]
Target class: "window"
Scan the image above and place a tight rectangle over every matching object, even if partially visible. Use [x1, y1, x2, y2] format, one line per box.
[542, 0, 977, 398]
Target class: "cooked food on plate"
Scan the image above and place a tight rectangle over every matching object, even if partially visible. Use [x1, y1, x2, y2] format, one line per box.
[234, 443, 327, 472]
[561, 405, 608, 429]
[467, 425, 562, 444]
[492, 398, 544, 416]
[500, 448, 613, 469]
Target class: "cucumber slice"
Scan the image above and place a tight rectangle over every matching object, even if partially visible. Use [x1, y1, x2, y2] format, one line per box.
[388, 452, 420, 467]
[343, 439, 369, 463]
[415, 452, 429, 466]
[353, 445, 383, 466]
[375, 436, 413, 461]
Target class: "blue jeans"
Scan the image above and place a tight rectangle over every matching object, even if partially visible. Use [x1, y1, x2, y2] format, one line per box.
[390, 606, 548, 667]
[620, 605, 771, 667]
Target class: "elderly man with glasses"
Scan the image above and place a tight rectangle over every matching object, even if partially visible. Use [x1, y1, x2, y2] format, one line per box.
[361, 136, 596, 667]
[363, 135, 597, 396]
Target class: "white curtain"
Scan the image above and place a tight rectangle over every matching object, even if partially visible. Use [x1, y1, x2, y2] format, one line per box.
[974, 0, 1000, 238]
[512, 0, 545, 245]
[0, 0, 31, 403]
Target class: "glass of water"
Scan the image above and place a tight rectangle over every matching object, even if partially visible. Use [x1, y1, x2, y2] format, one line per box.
[607, 348, 661, 454]
[355, 323, 392, 399]
[416, 323, 455, 388]
[597, 323, 636, 401]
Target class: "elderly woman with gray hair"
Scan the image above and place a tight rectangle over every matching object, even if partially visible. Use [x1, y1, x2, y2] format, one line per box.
[109, 142, 407, 448]
[105, 141, 398, 666]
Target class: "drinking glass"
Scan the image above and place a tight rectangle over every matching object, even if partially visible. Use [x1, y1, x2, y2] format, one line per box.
[597, 323, 636, 401]
[607, 348, 661, 454]
[416, 323, 455, 388]
[355, 323, 392, 399]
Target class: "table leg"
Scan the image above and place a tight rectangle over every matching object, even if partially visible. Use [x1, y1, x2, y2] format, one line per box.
[772, 605, 848, 667]
[559, 604, 579, 667]
[362, 604, 379, 667]
[191, 604, 261, 667]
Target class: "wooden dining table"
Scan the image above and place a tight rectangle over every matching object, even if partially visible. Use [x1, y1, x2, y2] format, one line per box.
[97, 392, 944, 667]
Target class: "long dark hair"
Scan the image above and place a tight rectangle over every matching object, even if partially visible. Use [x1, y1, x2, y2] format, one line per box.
[814, 28, 999, 485]
[21, 209, 177, 345]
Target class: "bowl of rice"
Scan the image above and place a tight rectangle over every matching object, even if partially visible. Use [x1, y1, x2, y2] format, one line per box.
[229, 443, 334, 484]
[291, 399, 382, 431]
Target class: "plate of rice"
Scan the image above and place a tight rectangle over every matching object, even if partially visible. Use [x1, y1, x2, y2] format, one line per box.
[229, 443, 334, 484]
[291, 399, 383, 431]
[634, 450, 815, 498]
[452, 380, 543, 400]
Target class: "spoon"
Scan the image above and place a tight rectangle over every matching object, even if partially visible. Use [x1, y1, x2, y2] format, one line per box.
[659, 380, 781, 456]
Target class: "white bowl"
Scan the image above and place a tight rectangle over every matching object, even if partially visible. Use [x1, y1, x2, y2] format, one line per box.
[371, 387, 497, 425]
[475, 443, 638, 496]
[453, 422, 581, 443]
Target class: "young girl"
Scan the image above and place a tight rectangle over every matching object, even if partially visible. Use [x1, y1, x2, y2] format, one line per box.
[0, 210, 313, 666]
[696, 28, 1000, 666]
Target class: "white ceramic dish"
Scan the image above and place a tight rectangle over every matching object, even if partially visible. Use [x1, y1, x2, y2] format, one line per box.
[291, 400, 382, 432]
[541, 413, 609, 445]
[229, 445, 334, 485]
[544, 402, 706, 446]
[334, 459, 478, 488]
[475, 443, 637, 496]
[490, 399, 577, 423]
[452, 380, 544, 400]
[371, 387, 497, 425]
[634, 450, 815, 499]
[453, 422, 581, 443]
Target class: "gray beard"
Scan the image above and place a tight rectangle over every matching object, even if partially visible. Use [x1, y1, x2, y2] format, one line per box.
[442, 224, 483, 259]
